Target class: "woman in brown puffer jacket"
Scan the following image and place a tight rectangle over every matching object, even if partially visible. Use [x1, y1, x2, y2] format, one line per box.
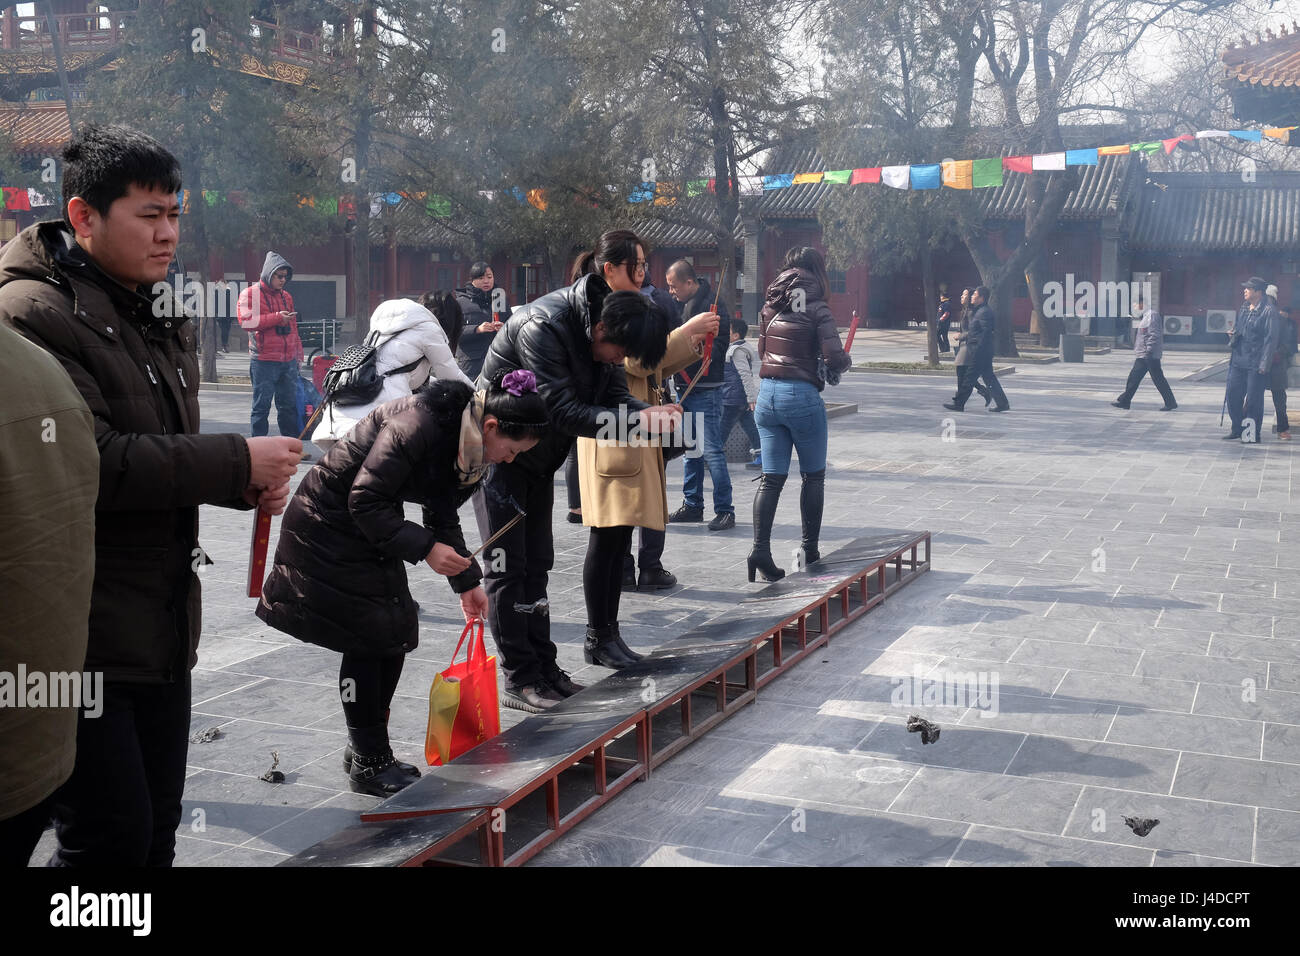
[256, 372, 548, 796]
[750, 247, 851, 582]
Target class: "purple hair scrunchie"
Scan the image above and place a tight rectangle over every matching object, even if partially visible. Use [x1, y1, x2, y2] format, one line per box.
[501, 369, 538, 396]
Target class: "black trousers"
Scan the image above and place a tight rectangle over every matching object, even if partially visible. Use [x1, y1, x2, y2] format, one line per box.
[473, 461, 557, 688]
[586, 526, 634, 628]
[1117, 357, 1176, 408]
[937, 323, 951, 353]
[1269, 364, 1290, 433]
[0, 797, 52, 867]
[338, 652, 405, 754]
[48, 672, 191, 867]
[565, 445, 581, 511]
[623, 527, 665, 575]
[953, 356, 1007, 409]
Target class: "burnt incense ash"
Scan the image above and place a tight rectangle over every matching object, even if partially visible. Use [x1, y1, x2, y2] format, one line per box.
[190, 726, 223, 744]
[906, 715, 941, 745]
[260, 750, 285, 784]
[1124, 816, 1159, 837]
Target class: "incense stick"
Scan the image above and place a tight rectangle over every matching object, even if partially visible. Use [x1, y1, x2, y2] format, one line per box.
[470, 510, 526, 560]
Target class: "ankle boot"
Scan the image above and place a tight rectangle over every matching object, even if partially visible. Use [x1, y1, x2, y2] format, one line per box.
[584, 624, 638, 668]
[747, 473, 786, 582]
[799, 469, 825, 565]
[342, 709, 420, 777]
[610, 622, 643, 663]
[349, 749, 417, 797]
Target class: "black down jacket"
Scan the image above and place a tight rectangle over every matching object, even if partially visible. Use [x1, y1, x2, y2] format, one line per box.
[256, 380, 483, 657]
[453, 283, 509, 379]
[0, 221, 252, 684]
[476, 273, 648, 478]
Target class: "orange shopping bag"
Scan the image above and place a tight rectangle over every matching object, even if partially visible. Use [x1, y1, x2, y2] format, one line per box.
[425, 617, 500, 766]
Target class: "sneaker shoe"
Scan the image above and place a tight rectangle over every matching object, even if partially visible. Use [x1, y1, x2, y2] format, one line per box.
[567, 510, 583, 524]
[745, 454, 762, 470]
[989, 405, 1010, 413]
[501, 683, 564, 713]
[708, 511, 736, 531]
[544, 670, 584, 698]
[1280, 431, 1293, 441]
[1110, 401, 1129, 409]
[1222, 433, 1243, 440]
[942, 402, 964, 412]
[668, 503, 704, 523]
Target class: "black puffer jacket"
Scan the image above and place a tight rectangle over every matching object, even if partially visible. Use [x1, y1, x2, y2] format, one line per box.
[757, 267, 850, 391]
[453, 284, 508, 379]
[0, 221, 252, 684]
[477, 273, 647, 478]
[256, 381, 482, 657]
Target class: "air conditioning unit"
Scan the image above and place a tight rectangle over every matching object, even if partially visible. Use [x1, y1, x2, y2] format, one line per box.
[1164, 314, 1193, 336]
[1063, 315, 1090, 335]
[1206, 309, 1235, 333]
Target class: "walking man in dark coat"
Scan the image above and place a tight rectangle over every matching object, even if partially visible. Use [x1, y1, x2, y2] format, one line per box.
[945, 286, 1009, 412]
[1111, 293, 1177, 411]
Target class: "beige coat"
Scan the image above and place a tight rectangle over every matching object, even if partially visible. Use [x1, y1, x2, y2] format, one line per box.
[578, 325, 702, 529]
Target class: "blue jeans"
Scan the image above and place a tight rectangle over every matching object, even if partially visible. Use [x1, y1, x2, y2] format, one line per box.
[719, 402, 760, 453]
[250, 359, 300, 438]
[755, 378, 828, 475]
[681, 387, 732, 514]
[1226, 364, 1269, 439]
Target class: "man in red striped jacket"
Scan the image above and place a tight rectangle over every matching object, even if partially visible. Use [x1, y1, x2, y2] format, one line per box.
[238, 251, 304, 439]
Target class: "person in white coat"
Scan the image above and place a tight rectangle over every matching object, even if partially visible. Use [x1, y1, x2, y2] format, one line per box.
[313, 294, 474, 452]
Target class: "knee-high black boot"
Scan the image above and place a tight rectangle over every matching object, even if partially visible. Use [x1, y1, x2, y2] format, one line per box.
[799, 469, 825, 565]
[748, 473, 787, 582]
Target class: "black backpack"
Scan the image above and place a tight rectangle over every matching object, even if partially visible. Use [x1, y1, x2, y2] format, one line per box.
[321, 329, 424, 406]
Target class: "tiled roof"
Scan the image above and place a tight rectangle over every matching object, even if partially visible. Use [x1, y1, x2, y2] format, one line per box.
[0, 104, 71, 156]
[633, 196, 740, 249]
[1223, 26, 1300, 90]
[1128, 171, 1300, 252]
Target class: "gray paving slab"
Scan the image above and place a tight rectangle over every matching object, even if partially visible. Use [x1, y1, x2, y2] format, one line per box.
[36, 337, 1296, 867]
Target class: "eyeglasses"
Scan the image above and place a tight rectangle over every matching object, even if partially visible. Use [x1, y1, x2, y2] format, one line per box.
[272, 271, 288, 280]
[634, 261, 647, 272]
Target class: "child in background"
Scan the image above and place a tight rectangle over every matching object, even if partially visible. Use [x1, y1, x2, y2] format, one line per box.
[721, 319, 762, 470]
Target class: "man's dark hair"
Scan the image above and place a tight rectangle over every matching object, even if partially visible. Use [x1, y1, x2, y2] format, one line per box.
[598, 290, 668, 367]
[61, 124, 182, 227]
[732, 318, 748, 339]
[421, 290, 463, 355]
[469, 261, 490, 281]
[974, 286, 991, 302]
[668, 259, 697, 283]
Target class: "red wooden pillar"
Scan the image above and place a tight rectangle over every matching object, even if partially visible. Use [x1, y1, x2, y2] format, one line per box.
[384, 226, 397, 300]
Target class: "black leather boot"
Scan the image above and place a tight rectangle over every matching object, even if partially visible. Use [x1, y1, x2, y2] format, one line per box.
[799, 469, 825, 565]
[610, 622, 643, 663]
[349, 749, 418, 797]
[747, 473, 786, 582]
[584, 624, 638, 668]
[342, 708, 420, 777]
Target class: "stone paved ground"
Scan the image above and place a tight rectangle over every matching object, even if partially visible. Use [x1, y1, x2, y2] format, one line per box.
[32, 332, 1300, 866]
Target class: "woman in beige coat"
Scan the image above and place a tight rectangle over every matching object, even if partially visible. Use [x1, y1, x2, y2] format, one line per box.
[577, 305, 719, 667]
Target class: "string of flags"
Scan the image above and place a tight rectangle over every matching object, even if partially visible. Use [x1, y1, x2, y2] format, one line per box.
[627, 126, 1298, 199]
[13, 125, 1283, 221]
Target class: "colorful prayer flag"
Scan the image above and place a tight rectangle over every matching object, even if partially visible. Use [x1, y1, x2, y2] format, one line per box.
[1097, 145, 1130, 156]
[850, 167, 881, 185]
[427, 194, 452, 217]
[382, 192, 402, 205]
[1230, 130, 1263, 142]
[762, 174, 793, 190]
[27, 187, 52, 207]
[339, 195, 356, 216]
[739, 175, 763, 196]
[822, 169, 852, 184]
[205, 189, 223, 206]
[909, 164, 941, 189]
[1031, 152, 1066, 170]
[881, 165, 910, 189]
[1263, 127, 1296, 140]
[318, 196, 338, 216]
[686, 179, 708, 197]
[629, 182, 654, 203]
[1161, 136, 1193, 153]
[652, 183, 678, 206]
[2, 187, 30, 210]
[792, 172, 823, 185]
[942, 160, 973, 189]
[1065, 149, 1098, 166]
[1003, 156, 1033, 173]
[1130, 142, 1161, 153]
[1195, 129, 1230, 139]
[972, 159, 1003, 188]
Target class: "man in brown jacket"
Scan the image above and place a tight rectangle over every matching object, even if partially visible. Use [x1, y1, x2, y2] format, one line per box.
[0, 322, 98, 865]
[0, 125, 301, 866]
